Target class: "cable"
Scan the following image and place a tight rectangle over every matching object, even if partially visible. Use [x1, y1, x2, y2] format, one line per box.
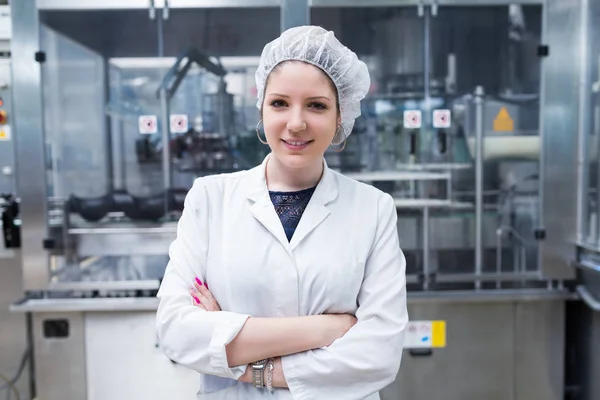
[0, 347, 29, 391]
[0, 373, 19, 400]
[0, 346, 30, 399]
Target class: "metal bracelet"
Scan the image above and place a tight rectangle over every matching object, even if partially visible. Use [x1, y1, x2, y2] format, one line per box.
[266, 358, 274, 393]
[253, 364, 265, 388]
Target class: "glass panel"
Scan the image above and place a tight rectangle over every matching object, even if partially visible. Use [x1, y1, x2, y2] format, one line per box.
[39, 9, 166, 286]
[312, 6, 427, 173]
[311, 5, 427, 286]
[108, 59, 166, 197]
[38, 6, 281, 290]
[40, 24, 109, 199]
[431, 5, 543, 287]
[40, 9, 166, 200]
[162, 7, 280, 184]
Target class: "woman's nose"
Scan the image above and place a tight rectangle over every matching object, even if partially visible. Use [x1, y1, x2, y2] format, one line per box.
[286, 110, 307, 132]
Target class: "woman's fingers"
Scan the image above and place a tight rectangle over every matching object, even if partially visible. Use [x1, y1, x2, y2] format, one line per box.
[193, 278, 221, 311]
[195, 281, 216, 304]
[189, 288, 206, 310]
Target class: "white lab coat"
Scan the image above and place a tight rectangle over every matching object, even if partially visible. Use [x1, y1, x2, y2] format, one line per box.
[156, 154, 408, 400]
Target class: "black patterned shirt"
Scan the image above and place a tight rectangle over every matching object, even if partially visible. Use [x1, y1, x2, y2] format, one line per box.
[269, 186, 317, 241]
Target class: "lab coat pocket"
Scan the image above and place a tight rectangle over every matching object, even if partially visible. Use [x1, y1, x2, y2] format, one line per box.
[327, 259, 366, 309]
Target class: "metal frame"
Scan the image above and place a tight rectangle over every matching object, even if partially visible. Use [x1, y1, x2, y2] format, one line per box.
[474, 86, 485, 289]
[310, 0, 421, 6]
[12, 0, 49, 291]
[38, 0, 157, 9]
[37, 0, 281, 10]
[433, 0, 543, 4]
[536, 0, 547, 278]
[573, 0, 600, 307]
[576, 0, 592, 245]
[538, 0, 581, 280]
[10, 288, 574, 314]
[13, 0, 566, 292]
[161, 0, 281, 7]
[37, 0, 543, 10]
[309, 0, 543, 6]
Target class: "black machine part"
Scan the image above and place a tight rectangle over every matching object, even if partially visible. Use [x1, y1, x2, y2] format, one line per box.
[68, 188, 188, 222]
[1, 193, 21, 249]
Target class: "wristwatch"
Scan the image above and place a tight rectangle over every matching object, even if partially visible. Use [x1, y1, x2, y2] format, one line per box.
[251, 359, 269, 388]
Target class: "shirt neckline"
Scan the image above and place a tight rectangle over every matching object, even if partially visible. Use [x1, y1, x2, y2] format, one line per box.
[268, 186, 317, 196]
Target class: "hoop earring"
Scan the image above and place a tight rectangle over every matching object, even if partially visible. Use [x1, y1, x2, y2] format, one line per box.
[330, 125, 347, 152]
[256, 120, 268, 145]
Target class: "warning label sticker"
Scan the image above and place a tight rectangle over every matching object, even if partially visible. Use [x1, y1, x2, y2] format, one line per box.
[493, 107, 514, 132]
[433, 109, 451, 129]
[170, 114, 189, 134]
[403, 110, 422, 129]
[0, 125, 11, 141]
[139, 115, 158, 135]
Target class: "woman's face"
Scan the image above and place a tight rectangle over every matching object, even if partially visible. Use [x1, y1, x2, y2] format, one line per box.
[262, 61, 340, 170]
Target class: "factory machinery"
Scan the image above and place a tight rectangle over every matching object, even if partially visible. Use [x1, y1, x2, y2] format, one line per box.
[1, 0, 599, 399]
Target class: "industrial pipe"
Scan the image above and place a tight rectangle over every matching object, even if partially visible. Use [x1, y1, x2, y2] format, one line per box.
[474, 86, 485, 290]
[422, 206, 430, 291]
[160, 87, 172, 190]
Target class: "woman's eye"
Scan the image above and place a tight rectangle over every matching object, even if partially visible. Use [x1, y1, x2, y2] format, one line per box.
[309, 102, 327, 110]
[270, 100, 287, 107]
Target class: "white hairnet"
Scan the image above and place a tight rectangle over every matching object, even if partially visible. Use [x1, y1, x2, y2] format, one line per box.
[255, 25, 371, 139]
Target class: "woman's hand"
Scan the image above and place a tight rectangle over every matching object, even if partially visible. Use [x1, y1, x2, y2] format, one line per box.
[238, 365, 253, 384]
[189, 277, 221, 311]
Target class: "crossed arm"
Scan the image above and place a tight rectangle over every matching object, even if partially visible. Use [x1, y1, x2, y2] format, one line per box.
[188, 278, 356, 388]
[155, 179, 408, 399]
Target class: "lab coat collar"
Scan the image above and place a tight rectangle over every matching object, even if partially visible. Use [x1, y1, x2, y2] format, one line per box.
[246, 153, 339, 251]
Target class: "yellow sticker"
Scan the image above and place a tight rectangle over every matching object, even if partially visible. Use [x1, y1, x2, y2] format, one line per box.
[493, 107, 514, 132]
[0, 125, 10, 141]
[404, 320, 447, 348]
[431, 320, 446, 348]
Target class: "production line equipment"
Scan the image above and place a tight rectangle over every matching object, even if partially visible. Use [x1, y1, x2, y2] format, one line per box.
[6, 1, 599, 400]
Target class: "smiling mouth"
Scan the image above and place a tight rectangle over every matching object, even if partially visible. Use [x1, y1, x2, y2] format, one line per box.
[282, 139, 313, 146]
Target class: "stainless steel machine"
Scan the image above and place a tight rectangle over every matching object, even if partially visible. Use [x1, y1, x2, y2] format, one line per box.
[3, 0, 599, 399]
[0, 5, 31, 400]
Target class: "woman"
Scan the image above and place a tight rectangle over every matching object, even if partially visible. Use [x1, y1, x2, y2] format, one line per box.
[156, 25, 408, 400]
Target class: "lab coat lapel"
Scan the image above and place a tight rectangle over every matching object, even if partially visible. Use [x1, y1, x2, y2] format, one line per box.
[289, 161, 338, 250]
[245, 155, 339, 252]
[246, 155, 291, 251]
[249, 194, 291, 251]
